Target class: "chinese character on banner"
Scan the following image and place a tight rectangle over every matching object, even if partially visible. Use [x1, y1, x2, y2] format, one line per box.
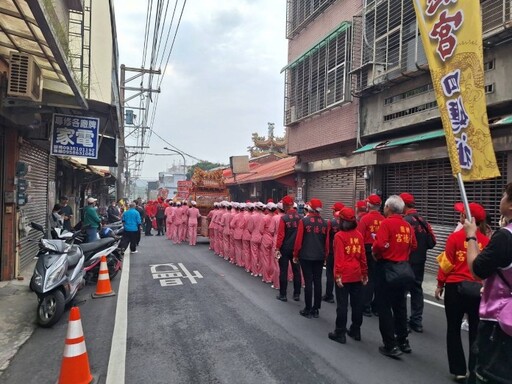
[441, 69, 461, 96]
[51, 113, 100, 159]
[456, 133, 473, 170]
[429, 10, 463, 61]
[446, 96, 469, 133]
[425, 0, 457, 17]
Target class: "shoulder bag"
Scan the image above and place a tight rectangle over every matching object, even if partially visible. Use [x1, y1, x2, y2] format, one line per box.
[457, 280, 482, 300]
[496, 269, 512, 336]
[413, 214, 436, 249]
[382, 261, 415, 287]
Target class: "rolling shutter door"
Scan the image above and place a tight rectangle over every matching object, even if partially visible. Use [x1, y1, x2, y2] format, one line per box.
[383, 153, 508, 273]
[306, 167, 367, 219]
[19, 142, 50, 271]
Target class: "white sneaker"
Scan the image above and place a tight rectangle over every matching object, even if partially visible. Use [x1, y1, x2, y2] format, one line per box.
[131, 250, 138, 254]
[461, 319, 469, 331]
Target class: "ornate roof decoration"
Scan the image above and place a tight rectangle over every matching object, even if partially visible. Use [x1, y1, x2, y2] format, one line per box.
[247, 122, 287, 158]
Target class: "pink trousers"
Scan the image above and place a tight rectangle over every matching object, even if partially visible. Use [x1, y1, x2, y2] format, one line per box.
[188, 224, 197, 245]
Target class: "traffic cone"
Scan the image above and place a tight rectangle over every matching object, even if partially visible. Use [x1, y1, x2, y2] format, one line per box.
[91, 256, 116, 298]
[58, 307, 93, 384]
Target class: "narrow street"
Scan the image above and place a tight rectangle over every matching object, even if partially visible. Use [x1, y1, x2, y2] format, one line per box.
[2, 234, 465, 384]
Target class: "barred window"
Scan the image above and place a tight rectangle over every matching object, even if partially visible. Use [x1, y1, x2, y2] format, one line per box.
[284, 23, 351, 125]
[286, 0, 336, 37]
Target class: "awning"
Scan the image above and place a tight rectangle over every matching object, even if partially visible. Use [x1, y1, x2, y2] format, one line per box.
[280, 21, 351, 73]
[0, 0, 87, 109]
[225, 156, 297, 186]
[353, 130, 445, 154]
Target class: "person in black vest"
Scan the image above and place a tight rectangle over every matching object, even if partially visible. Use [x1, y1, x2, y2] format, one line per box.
[275, 195, 302, 302]
[322, 202, 344, 304]
[401, 192, 436, 333]
[293, 198, 330, 319]
[155, 198, 166, 236]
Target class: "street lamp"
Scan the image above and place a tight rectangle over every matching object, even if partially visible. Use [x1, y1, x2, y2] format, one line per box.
[163, 147, 186, 175]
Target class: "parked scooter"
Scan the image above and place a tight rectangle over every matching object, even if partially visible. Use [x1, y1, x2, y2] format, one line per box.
[29, 222, 85, 327]
[81, 237, 122, 283]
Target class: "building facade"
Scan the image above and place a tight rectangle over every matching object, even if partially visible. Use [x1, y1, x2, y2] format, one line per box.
[0, 0, 121, 280]
[283, 0, 512, 272]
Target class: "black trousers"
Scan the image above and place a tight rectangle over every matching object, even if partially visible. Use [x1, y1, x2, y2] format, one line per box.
[335, 281, 363, 332]
[136, 227, 141, 246]
[300, 259, 324, 311]
[119, 230, 138, 252]
[324, 253, 334, 299]
[362, 244, 376, 311]
[375, 261, 409, 348]
[444, 283, 480, 377]
[408, 261, 425, 326]
[156, 218, 165, 235]
[144, 216, 152, 235]
[278, 251, 301, 297]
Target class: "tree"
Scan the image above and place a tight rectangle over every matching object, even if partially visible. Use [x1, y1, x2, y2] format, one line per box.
[186, 161, 225, 180]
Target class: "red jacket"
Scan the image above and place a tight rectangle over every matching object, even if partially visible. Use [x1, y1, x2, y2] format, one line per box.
[357, 210, 385, 245]
[372, 214, 417, 262]
[437, 228, 489, 286]
[333, 229, 368, 283]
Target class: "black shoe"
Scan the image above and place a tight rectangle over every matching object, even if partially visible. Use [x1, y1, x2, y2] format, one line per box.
[362, 309, 373, 317]
[328, 331, 346, 344]
[347, 328, 361, 341]
[299, 309, 312, 319]
[379, 345, 403, 358]
[322, 295, 335, 304]
[311, 309, 319, 318]
[398, 340, 412, 353]
[293, 294, 300, 301]
[276, 295, 287, 302]
[408, 322, 423, 333]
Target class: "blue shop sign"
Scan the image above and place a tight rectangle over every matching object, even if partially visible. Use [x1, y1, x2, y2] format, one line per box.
[50, 113, 100, 159]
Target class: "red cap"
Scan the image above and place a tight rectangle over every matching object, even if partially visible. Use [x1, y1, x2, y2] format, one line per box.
[309, 198, 323, 211]
[282, 195, 294, 206]
[338, 207, 356, 222]
[454, 202, 486, 222]
[400, 193, 415, 205]
[356, 200, 367, 209]
[331, 202, 345, 212]
[367, 194, 382, 205]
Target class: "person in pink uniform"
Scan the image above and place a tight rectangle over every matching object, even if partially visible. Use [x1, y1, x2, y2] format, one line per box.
[214, 202, 226, 257]
[260, 202, 277, 283]
[271, 202, 285, 290]
[242, 203, 254, 272]
[179, 201, 189, 243]
[228, 202, 239, 263]
[172, 201, 182, 244]
[250, 202, 265, 276]
[164, 202, 174, 240]
[207, 203, 218, 250]
[187, 201, 201, 245]
[221, 202, 234, 261]
[232, 203, 245, 267]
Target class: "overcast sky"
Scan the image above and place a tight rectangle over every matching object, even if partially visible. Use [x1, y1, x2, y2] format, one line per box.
[113, 0, 288, 180]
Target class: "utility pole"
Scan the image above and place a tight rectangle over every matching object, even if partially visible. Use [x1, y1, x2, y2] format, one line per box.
[117, 65, 161, 201]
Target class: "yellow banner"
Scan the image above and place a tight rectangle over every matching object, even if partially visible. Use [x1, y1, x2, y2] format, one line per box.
[412, 0, 500, 181]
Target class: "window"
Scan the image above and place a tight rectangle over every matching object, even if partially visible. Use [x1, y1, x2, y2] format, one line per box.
[284, 23, 351, 124]
[484, 83, 495, 94]
[484, 59, 495, 71]
[286, 0, 336, 37]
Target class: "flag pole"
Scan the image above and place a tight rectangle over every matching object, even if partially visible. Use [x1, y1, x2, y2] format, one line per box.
[456, 173, 472, 221]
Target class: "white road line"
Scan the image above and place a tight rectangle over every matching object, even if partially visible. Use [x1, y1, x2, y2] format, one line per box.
[106, 251, 130, 384]
[424, 298, 444, 309]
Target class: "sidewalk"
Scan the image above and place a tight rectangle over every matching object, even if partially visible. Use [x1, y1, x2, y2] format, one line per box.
[0, 257, 441, 376]
[0, 260, 36, 375]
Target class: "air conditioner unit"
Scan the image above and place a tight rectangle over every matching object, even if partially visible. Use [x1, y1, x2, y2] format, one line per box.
[366, 63, 386, 87]
[8, 52, 43, 102]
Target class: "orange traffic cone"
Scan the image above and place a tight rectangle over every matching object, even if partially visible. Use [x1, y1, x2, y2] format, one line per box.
[91, 256, 116, 298]
[58, 307, 93, 384]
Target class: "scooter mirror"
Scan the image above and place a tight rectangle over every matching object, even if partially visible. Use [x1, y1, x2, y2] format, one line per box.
[30, 222, 44, 233]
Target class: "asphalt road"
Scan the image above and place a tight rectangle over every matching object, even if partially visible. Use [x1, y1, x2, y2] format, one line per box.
[1, 235, 467, 384]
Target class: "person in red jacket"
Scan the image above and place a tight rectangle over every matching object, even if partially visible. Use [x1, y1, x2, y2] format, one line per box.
[328, 207, 368, 344]
[435, 202, 490, 383]
[357, 194, 385, 317]
[372, 195, 417, 358]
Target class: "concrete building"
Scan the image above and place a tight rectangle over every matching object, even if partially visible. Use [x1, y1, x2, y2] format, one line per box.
[283, 0, 512, 272]
[0, 0, 121, 280]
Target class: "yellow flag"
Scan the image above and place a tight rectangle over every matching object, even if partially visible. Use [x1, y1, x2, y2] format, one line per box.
[412, 0, 500, 181]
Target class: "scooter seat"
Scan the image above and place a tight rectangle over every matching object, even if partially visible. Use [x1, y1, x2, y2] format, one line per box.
[67, 245, 83, 268]
[80, 238, 116, 254]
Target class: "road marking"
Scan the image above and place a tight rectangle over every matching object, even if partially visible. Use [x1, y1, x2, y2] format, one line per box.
[424, 298, 444, 309]
[105, 251, 130, 384]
